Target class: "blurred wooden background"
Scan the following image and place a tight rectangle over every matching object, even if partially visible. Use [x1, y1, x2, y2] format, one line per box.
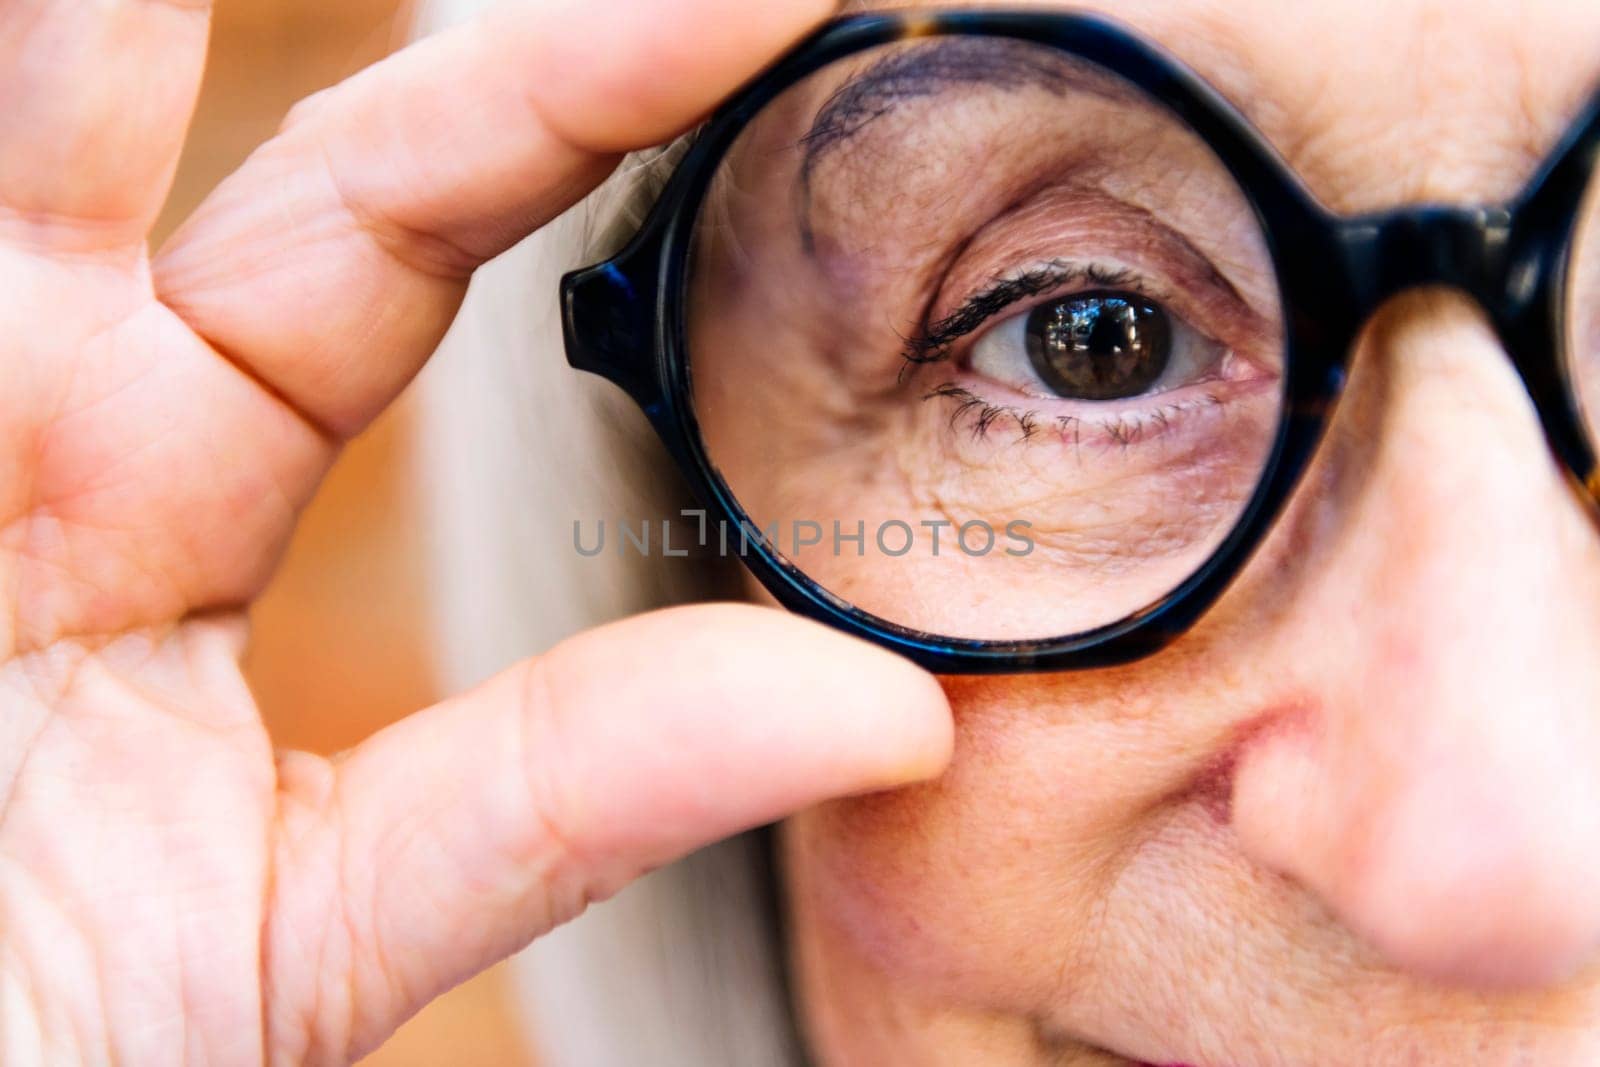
[157, 1, 535, 1063]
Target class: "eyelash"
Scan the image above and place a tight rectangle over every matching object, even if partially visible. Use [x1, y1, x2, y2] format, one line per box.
[904, 258, 1242, 448]
[900, 261, 1139, 366]
[923, 382, 1228, 448]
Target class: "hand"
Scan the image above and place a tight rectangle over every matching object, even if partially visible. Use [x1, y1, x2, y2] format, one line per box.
[0, 0, 953, 1062]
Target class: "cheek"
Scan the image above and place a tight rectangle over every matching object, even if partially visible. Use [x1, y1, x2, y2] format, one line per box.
[781, 675, 1218, 1014]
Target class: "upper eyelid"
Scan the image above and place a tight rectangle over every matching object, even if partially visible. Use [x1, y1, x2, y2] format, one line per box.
[903, 248, 1239, 373]
[899, 186, 1274, 368]
[901, 261, 1138, 364]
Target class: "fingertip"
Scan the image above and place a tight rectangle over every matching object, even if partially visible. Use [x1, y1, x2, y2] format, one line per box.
[875, 662, 956, 786]
[791, 608, 955, 788]
[625, 602, 955, 790]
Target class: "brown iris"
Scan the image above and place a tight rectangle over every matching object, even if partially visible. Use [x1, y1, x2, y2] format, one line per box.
[1024, 290, 1172, 399]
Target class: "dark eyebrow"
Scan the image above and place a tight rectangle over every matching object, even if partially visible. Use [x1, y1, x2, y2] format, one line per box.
[798, 36, 1134, 178]
[793, 36, 1140, 251]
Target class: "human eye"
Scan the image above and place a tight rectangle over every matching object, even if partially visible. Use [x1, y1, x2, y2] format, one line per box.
[905, 256, 1279, 451]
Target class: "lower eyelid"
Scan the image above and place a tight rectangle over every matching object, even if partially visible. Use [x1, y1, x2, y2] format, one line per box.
[927, 373, 1277, 450]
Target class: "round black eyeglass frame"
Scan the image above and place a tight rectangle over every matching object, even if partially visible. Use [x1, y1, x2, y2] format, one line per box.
[560, 9, 1600, 675]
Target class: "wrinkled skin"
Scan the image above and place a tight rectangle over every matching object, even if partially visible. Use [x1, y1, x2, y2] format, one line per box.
[772, 2, 1600, 1065]
[8, 0, 1600, 1065]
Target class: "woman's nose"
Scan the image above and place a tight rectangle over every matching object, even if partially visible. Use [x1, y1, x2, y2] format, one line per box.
[1230, 291, 1600, 990]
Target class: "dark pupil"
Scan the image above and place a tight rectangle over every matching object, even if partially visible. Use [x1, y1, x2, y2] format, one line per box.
[1024, 290, 1173, 400]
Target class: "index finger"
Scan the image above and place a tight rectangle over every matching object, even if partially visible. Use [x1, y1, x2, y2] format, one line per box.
[153, 0, 835, 439]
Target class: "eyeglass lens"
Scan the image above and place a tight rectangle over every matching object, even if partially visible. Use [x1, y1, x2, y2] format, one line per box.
[686, 36, 1289, 642]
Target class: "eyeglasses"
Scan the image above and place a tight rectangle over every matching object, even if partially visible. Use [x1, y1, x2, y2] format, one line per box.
[561, 9, 1600, 674]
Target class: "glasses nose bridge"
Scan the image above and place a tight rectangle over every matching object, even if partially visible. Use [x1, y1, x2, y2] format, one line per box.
[1337, 204, 1517, 319]
[1327, 200, 1600, 498]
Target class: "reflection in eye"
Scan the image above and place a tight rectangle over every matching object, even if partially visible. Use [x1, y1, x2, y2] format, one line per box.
[1023, 290, 1171, 399]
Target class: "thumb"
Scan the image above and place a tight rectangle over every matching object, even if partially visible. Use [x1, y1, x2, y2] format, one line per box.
[262, 604, 953, 1063]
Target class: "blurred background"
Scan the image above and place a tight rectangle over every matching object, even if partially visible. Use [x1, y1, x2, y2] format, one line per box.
[155, 1, 535, 1063]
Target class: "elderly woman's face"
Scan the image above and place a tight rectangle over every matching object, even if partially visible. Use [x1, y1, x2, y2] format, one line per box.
[691, 1, 1600, 1062]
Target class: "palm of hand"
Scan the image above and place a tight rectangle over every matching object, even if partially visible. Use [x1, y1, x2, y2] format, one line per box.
[0, 32, 446, 1062]
[0, 1, 949, 1063]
